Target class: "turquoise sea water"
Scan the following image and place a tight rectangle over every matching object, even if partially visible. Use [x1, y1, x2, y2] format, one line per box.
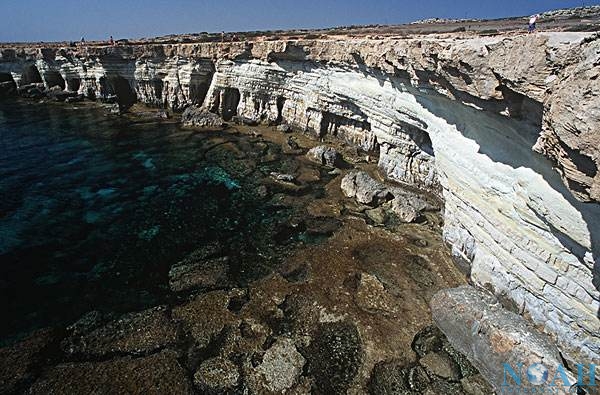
[0, 100, 316, 344]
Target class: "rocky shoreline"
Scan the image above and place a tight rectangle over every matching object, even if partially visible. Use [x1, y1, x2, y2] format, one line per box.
[1, 7, 599, 393]
[0, 102, 494, 393]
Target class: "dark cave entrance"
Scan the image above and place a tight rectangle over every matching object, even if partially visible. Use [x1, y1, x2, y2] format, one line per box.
[221, 88, 240, 121]
[44, 70, 66, 90]
[21, 64, 42, 85]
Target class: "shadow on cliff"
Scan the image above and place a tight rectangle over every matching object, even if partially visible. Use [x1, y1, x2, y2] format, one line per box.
[410, 81, 600, 321]
[270, 59, 600, 320]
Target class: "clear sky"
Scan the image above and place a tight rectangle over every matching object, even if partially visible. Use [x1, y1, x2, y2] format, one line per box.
[1, 0, 599, 42]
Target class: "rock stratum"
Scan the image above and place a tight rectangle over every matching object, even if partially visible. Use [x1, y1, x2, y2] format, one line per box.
[1, 28, 600, 368]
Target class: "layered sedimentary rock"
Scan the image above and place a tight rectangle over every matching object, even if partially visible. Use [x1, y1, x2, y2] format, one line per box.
[1, 31, 599, 364]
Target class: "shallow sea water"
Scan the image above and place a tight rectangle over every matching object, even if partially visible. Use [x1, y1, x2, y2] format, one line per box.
[0, 100, 325, 344]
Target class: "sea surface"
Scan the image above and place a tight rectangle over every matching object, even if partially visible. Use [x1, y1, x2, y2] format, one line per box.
[0, 100, 321, 344]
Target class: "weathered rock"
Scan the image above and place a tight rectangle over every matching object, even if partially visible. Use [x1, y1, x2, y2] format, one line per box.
[341, 171, 392, 206]
[277, 123, 292, 133]
[365, 207, 387, 224]
[431, 286, 576, 393]
[172, 290, 237, 349]
[306, 322, 362, 394]
[61, 306, 178, 356]
[420, 352, 461, 381]
[182, 106, 225, 128]
[355, 273, 399, 316]
[368, 361, 430, 394]
[28, 350, 193, 394]
[247, 338, 305, 393]
[169, 256, 230, 292]
[194, 357, 239, 393]
[231, 115, 259, 126]
[306, 145, 343, 167]
[0, 329, 57, 395]
[390, 198, 420, 223]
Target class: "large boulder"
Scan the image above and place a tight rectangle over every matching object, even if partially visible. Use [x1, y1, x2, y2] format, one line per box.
[341, 171, 392, 206]
[182, 106, 225, 128]
[431, 286, 578, 394]
[306, 145, 343, 167]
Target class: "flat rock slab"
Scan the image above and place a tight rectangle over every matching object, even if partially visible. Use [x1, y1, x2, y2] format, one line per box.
[431, 285, 576, 393]
[61, 306, 178, 356]
[28, 350, 192, 395]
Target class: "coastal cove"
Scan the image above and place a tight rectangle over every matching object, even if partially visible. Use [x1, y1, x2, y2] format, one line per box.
[1, 6, 600, 393]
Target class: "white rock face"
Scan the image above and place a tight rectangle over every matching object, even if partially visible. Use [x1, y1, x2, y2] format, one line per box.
[1, 32, 599, 363]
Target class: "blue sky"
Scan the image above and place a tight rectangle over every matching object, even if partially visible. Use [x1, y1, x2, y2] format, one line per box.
[1, 0, 599, 42]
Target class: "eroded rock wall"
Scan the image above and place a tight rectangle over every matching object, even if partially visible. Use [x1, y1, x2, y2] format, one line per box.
[1, 32, 599, 363]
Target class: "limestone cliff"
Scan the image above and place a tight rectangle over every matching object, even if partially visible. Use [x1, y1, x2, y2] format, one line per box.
[1, 31, 599, 364]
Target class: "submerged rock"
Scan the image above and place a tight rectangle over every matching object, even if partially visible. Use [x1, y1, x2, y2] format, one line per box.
[0, 329, 57, 394]
[169, 256, 230, 292]
[61, 306, 178, 356]
[29, 350, 193, 394]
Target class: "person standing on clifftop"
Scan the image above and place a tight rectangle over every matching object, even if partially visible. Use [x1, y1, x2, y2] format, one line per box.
[109, 35, 115, 46]
[528, 14, 540, 33]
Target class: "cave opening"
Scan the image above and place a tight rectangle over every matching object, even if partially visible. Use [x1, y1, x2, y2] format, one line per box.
[21, 64, 42, 85]
[189, 70, 213, 106]
[221, 88, 240, 121]
[44, 70, 66, 90]
[276, 96, 285, 123]
[106, 76, 137, 111]
[67, 78, 80, 92]
[0, 72, 17, 96]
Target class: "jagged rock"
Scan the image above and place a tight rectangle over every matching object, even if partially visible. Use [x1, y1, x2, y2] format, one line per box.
[431, 286, 576, 393]
[269, 172, 295, 182]
[365, 207, 387, 224]
[64, 94, 84, 103]
[172, 290, 237, 349]
[169, 256, 230, 292]
[341, 171, 392, 206]
[182, 106, 225, 128]
[28, 350, 193, 394]
[390, 198, 420, 223]
[61, 306, 178, 356]
[232, 115, 259, 126]
[17, 83, 44, 99]
[420, 352, 461, 381]
[277, 123, 292, 133]
[247, 338, 305, 393]
[355, 273, 399, 316]
[194, 357, 239, 393]
[306, 145, 343, 167]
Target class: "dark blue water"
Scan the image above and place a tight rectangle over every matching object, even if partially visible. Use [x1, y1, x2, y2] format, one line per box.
[0, 100, 317, 344]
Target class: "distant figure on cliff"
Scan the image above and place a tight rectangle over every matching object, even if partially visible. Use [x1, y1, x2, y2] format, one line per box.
[528, 14, 540, 33]
[80, 37, 85, 46]
[109, 35, 115, 46]
[221, 31, 225, 43]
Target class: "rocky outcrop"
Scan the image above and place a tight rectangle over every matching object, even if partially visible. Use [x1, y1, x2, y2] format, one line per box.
[431, 286, 577, 394]
[1, 31, 599, 364]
